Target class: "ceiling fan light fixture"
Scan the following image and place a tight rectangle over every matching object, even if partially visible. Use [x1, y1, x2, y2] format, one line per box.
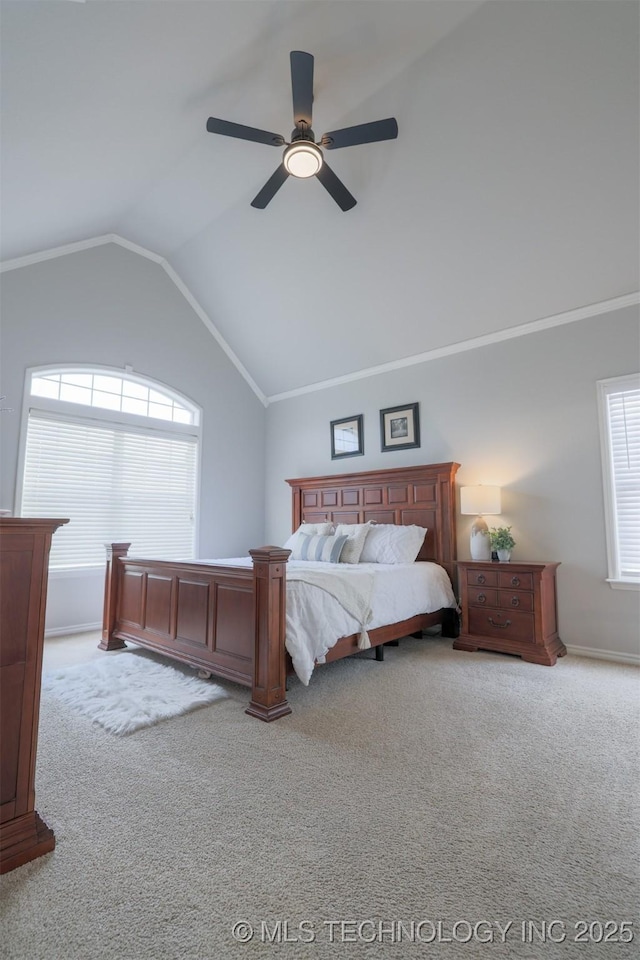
[206, 52, 398, 208]
[283, 141, 323, 178]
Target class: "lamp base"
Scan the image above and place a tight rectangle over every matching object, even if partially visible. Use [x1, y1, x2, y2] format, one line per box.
[470, 517, 492, 561]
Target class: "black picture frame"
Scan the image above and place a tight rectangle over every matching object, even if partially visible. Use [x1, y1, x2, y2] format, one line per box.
[330, 414, 364, 460]
[380, 402, 420, 452]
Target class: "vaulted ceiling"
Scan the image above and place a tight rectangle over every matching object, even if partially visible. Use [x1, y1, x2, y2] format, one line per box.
[1, 1, 638, 399]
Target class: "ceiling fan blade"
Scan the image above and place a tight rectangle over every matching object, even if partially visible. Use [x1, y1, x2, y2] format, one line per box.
[321, 118, 398, 150]
[206, 117, 284, 147]
[290, 51, 314, 128]
[251, 164, 290, 209]
[315, 162, 357, 212]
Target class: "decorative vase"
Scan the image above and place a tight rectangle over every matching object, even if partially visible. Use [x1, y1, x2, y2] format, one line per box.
[470, 518, 492, 561]
[497, 549, 511, 562]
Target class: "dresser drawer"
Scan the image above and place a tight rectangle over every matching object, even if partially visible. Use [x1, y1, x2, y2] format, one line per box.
[497, 589, 534, 612]
[499, 571, 533, 591]
[466, 568, 499, 587]
[469, 607, 535, 643]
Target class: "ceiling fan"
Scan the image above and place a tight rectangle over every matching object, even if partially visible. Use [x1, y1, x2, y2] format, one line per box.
[206, 51, 398, 211]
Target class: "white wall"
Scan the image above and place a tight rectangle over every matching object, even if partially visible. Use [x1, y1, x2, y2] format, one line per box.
[0, 243, 266, 632]
[2, 242, 637, 657]
[265, 307, 640, 660]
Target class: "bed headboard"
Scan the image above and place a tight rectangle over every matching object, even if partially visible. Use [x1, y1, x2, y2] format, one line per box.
[286, 462, 460, 578]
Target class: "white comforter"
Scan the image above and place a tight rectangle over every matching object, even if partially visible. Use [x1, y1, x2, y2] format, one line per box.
[204, 559, 456, 686]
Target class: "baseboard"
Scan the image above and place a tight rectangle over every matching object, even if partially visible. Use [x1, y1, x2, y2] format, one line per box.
[565, 643, 639, 666]
[45, 621, 102, 639]
[43, 629, 639, 665]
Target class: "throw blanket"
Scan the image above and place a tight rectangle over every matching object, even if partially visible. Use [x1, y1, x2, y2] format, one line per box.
[287, 567, 374, 650]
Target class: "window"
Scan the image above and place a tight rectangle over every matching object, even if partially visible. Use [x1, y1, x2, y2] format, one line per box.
[18, 367, 200, 570]
[597, 373, 640, 588]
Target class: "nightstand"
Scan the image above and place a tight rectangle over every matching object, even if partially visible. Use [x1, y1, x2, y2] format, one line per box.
[453, 560, 566, 666]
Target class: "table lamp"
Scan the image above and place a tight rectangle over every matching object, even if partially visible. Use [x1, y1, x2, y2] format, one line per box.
[460, 485, 502, 561]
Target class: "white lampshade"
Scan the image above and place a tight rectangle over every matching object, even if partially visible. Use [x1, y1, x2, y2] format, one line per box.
[460, 485, 502, 517]
[460, 485, 502, 561]
[283, 141, 323, 178]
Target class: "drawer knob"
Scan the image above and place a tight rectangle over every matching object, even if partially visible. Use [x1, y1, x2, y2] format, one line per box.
[477, 574, 486, 584]
[510, 596, 520, 607]
[477, 593, 487, 604]
[488, 617, 512, 629]
[510, 576, 521, 587]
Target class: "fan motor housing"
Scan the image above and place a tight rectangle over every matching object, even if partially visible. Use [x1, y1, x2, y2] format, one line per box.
[291, 127, 315, 143]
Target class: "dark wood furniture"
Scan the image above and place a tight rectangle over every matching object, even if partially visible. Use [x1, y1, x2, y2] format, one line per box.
[1, 517, 68, 874]
[453, 560, 566, 665]
[101, 462, 459, 720]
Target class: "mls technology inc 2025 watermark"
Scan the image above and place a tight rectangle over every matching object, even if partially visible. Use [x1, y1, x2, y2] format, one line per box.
[231, 918, 635, 946]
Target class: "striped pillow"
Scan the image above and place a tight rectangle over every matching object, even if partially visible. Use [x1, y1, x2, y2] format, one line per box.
[291, 533, 349, 563]
[282, 522, 334, 551]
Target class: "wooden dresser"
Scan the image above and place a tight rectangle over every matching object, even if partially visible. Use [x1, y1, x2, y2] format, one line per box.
[454, 560, 566, 666]
[1, 517, 68, 873]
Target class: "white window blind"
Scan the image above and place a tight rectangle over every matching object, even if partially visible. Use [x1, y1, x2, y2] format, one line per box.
[21, 412, 197, 569]
[598, 374, 640, 585]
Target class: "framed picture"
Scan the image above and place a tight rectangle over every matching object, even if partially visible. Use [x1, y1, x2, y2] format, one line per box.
[330, 414, 364, 460]
[380, 402, 420, 452]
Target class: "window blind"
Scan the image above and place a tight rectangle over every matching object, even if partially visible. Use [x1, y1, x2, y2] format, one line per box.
[21, 412, 197, 569]
[606, 385, 640, 578]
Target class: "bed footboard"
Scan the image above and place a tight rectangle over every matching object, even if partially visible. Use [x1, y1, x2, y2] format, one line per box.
[100, 544, 291, 722]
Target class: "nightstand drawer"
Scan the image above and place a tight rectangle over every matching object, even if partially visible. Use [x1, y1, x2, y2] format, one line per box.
[469, 607, 535, 643]
[469, 587, 498, 607]
[468, 588, 498, 607]
[466, 569, 499, 587]
[497, 590, 534, 612]
[499, 571, 533, 591]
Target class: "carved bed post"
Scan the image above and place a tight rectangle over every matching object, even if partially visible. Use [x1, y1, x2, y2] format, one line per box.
[99, 542, 131, 651]
[245, 546, 292, 722]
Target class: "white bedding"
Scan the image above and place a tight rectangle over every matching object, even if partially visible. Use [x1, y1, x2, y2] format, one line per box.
[201, 558, 456, 686]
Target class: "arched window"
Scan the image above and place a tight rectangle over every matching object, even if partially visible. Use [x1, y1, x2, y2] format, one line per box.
[18, 366, 201, 570]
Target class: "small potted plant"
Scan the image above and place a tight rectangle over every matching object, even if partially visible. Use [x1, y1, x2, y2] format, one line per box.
[488, 525, 516, 562]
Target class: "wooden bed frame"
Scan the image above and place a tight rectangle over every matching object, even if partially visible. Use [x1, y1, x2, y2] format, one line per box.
[100, 462, 460, 721]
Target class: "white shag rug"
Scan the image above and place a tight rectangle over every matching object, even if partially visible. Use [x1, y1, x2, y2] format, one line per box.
[42, 653, 228, 735]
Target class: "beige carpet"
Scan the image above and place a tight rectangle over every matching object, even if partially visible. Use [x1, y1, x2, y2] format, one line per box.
[1, 635, 638, 959]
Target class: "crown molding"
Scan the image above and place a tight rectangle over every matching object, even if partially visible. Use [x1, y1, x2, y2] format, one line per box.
[267, 292, 640, 403]
[160, 260, 266, 405]
[0, 235, 119, 272]
[2, 237, 637, 408]
[0, 234, 268, 408]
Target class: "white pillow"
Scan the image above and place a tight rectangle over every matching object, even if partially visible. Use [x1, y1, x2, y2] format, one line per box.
[359, 524, 428, 564]
[290, 533, 349, 563]
[334, 522, 372, 564]
[283, 522, 334, 552]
